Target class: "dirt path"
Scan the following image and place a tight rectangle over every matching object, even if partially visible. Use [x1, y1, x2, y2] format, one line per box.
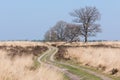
[38, 47, 81, 80]
[38, 46, 112, 80]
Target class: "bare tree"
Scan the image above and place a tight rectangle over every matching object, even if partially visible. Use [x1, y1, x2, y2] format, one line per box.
[44, 30, 51, 41]
[44, 21, 67, 41]
[44, 28, 57, 41]
[64, 24, 80, 42]
[53, 21, 67, 41]
[70, 6, 101, 42]
[44, 21, 80, 42]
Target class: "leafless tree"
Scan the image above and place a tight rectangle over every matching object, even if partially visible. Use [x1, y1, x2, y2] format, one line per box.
[52, 21, 67, 41]
[44, 28, 57, 41]
[44, 21, 67, 41]
[44, 30, 51, 41]
[64, 24, 80, 42]
[44, 21, 80, 42]
[70, 6, 101, 42]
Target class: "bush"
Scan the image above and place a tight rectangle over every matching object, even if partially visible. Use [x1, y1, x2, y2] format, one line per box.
[111, 68, 118, 75]
[55, 46, 70, 60]
[1, 45, 48, 57]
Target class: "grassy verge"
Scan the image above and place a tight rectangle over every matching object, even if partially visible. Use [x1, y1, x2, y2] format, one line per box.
[62, 59, 120, 80]
[54, 61, 101, 80]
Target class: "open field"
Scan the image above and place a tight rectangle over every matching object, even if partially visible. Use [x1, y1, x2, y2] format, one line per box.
[0, 41, 64, 80]
[0, 41, 120, 80]
[58, 42, 120, 77]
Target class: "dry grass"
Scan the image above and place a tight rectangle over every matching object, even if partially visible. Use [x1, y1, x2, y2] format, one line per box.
[64, 42, 120, 76]
[0, 41, 48, 57]
[0, 41, 47, 47]
[0, 41, 63, 80]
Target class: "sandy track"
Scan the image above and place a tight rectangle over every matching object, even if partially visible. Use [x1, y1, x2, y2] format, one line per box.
[38, 47, 81, 80]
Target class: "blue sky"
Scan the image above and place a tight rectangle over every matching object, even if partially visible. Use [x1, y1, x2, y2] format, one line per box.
[0, 0, 120, 40]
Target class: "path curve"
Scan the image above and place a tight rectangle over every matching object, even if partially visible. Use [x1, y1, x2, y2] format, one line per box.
[38, 47, 81, 80]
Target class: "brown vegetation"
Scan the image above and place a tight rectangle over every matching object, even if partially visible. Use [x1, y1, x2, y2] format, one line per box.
[55, 42, 120, 76]
[0, 41, 63, 80]
[6, 45, 47, 57]
[55, 46, 70, 60]
[0, 41, 48, 57]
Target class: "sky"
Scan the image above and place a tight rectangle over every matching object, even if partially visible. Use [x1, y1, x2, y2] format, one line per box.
[0, 0, 120, 40]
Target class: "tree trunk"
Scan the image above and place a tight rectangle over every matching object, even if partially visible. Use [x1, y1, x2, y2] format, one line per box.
[85, 36, 87, 43]
[84, 30, 88, 43]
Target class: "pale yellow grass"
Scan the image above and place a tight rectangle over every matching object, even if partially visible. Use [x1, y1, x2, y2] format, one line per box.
[66, 42, 120, 75]
[0, 50, 63, 80]
[0, 41, 47, 47]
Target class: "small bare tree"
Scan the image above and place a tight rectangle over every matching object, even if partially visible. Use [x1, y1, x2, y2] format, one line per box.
[44, 28, 57, 41]
[70, 6, 101, 42]
[44, 21, 67, 41]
